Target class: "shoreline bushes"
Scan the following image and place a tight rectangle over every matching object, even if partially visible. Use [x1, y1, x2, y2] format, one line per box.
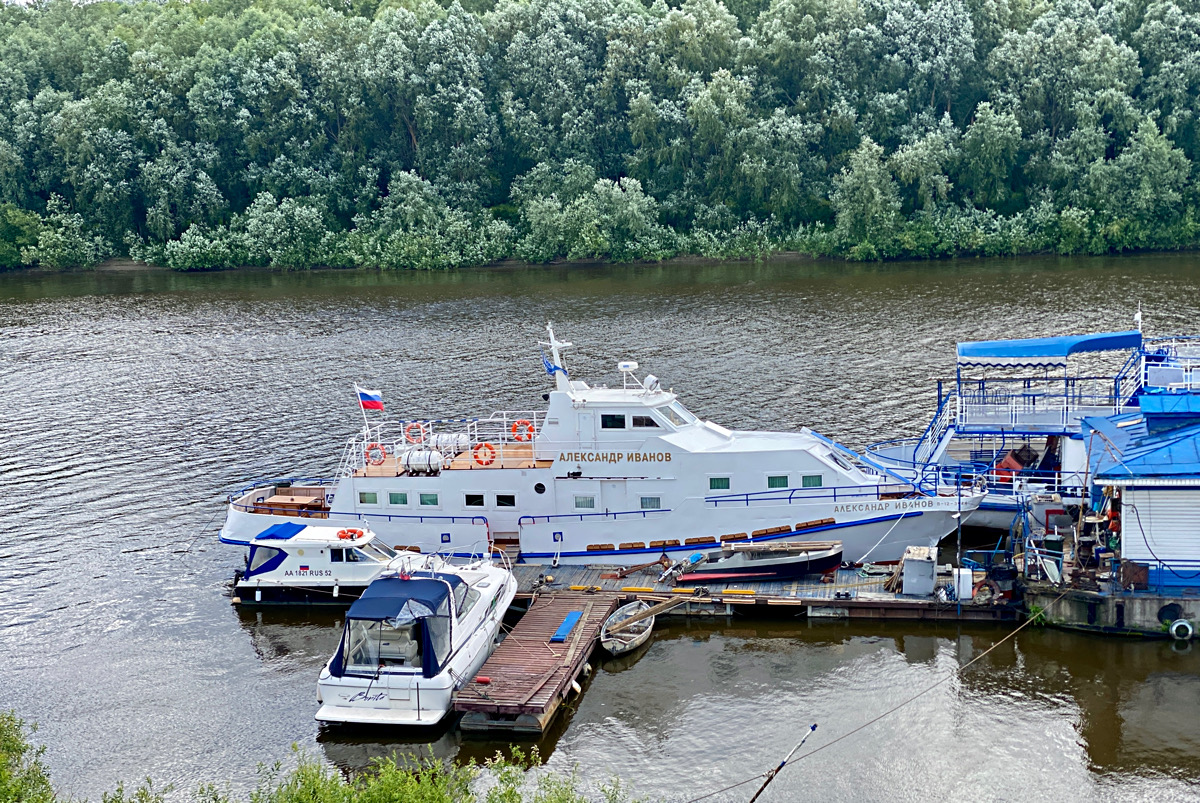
[0, 711, 627, 803]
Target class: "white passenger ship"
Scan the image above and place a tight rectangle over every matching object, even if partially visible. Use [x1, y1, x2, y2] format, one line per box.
[221, 326, 982, 564]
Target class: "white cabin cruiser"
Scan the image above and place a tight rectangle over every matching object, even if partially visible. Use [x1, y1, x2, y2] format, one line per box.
[221, 521, 435, 605]
[315, 554, 516, 725]
[223, 325, 981, 564]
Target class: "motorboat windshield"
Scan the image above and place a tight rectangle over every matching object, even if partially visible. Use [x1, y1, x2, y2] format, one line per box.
[329, 575, 462, 678]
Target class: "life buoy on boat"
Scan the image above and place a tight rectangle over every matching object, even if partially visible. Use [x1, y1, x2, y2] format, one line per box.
[364, 442, 388, 466]
[511, 419, 535, 442]
[337, 528, 363, 541]
[405, 422, 427, 444]
[473, 442, 497, 466]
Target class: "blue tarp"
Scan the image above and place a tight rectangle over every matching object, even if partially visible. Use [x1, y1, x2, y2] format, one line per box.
[956, 331, 1142, 367]
[254, 521, 307, 540]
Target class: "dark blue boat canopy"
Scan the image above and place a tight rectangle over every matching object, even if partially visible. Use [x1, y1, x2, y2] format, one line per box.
[956, 331, 1142, 367]
[346, 574, 462, 622]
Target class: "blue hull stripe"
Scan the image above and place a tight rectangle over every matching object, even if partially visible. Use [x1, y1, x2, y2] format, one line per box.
[519, 512, 924, 561]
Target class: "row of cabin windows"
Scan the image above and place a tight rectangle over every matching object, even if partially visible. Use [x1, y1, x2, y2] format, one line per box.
[601, 413, 661, 429]
[359, 491, 439, 506]
[465, 493, 516, 508]
[573, 495, 663, 511]
[359, 491, 518, 508]
[710, 475, 823, 491]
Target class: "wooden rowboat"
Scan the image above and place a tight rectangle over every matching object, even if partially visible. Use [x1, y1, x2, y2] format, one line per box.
[600, 600, 654, 656]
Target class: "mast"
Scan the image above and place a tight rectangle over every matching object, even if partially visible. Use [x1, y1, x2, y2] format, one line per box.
[542, 323, 573, 393]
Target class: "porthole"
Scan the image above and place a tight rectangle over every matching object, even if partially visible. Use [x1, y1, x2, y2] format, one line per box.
[534, 482, 546, 494]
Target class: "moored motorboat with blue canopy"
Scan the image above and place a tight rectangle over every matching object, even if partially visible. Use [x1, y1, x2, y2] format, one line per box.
[315, 554, 515, 726]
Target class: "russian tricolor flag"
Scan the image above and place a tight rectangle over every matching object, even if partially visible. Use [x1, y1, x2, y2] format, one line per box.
[356, 385, 384, 411]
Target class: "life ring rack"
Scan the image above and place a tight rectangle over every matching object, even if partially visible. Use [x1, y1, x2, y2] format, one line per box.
[511, 419, 536, 442]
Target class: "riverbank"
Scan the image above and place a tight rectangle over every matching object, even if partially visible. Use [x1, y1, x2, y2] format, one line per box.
[0, 712, 620, 803]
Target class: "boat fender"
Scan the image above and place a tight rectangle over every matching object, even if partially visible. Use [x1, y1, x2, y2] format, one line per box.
[364, 442, 388, 466]
[511, 419, 536, 442]
[473, 442, 497, 466]
[475, 676, 491, 685]
[1170, 619, 1194, 641]
[405, 422, 427, 444]
[569, 679, 582, 696]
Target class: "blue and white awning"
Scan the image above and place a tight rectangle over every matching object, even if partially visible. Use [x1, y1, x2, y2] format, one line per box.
[956, 331, 1142, 367]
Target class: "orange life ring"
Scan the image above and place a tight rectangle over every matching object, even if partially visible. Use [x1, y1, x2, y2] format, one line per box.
[511, 419, 535, 442]
[473, 442, 497, 466]
[364, 442, 387, 466]
[405, 422, 427, 444]
[337, 528, 363, 540]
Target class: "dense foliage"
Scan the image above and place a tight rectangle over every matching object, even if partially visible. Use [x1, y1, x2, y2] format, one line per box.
[0, 712, 627, 802]
[2, 0, 1200, 269]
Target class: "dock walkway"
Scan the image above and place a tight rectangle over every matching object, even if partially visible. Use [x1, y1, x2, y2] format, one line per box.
[455, 591, 618, 734]
[507, 563, 1017, 621]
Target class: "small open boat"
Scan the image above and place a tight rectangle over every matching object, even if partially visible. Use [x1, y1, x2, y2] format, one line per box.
[675, 540, 843, 583]
[600, 600, 655, 656]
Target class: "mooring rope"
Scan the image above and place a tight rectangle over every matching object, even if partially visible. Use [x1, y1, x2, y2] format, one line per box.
[682, 590, 1069, 803]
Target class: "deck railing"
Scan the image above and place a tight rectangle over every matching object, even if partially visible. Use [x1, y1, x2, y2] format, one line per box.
[705, 483, 914, 507]
[914, 389, 956, 465]
[336, 411, 547, 474]
[517, 508, 671, 525]
[956, 376, 1124, 431]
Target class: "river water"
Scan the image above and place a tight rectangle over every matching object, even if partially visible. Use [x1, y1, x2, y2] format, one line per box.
[2, 256, 1199, 802]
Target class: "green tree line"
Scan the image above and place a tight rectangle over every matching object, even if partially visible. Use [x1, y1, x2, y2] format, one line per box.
[2, 0, 1200, 270]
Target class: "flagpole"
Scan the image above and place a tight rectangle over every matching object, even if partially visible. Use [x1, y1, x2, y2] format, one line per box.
[354, 383, 370, 435]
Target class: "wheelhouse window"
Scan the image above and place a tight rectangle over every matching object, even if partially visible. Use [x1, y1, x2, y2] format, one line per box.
[496, 494, 516, 507]
[659, 402, 697, 426]
[601, 414, 627, 429]
[344, 620, 421, 671]
[330, 547, 363, 563]
[767, 475, 789, 489]
[632, 415, 659, 428]
[640, 496, 662, 510]
[802, 475, 823, 488]
[358, 491, 378, 505]
[419, 493, 439, 507]
[574, 495, 596, 510]
[709, 477, 730, 490]
[465, 493, 485, 507]
[388, 491, 408, 506]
